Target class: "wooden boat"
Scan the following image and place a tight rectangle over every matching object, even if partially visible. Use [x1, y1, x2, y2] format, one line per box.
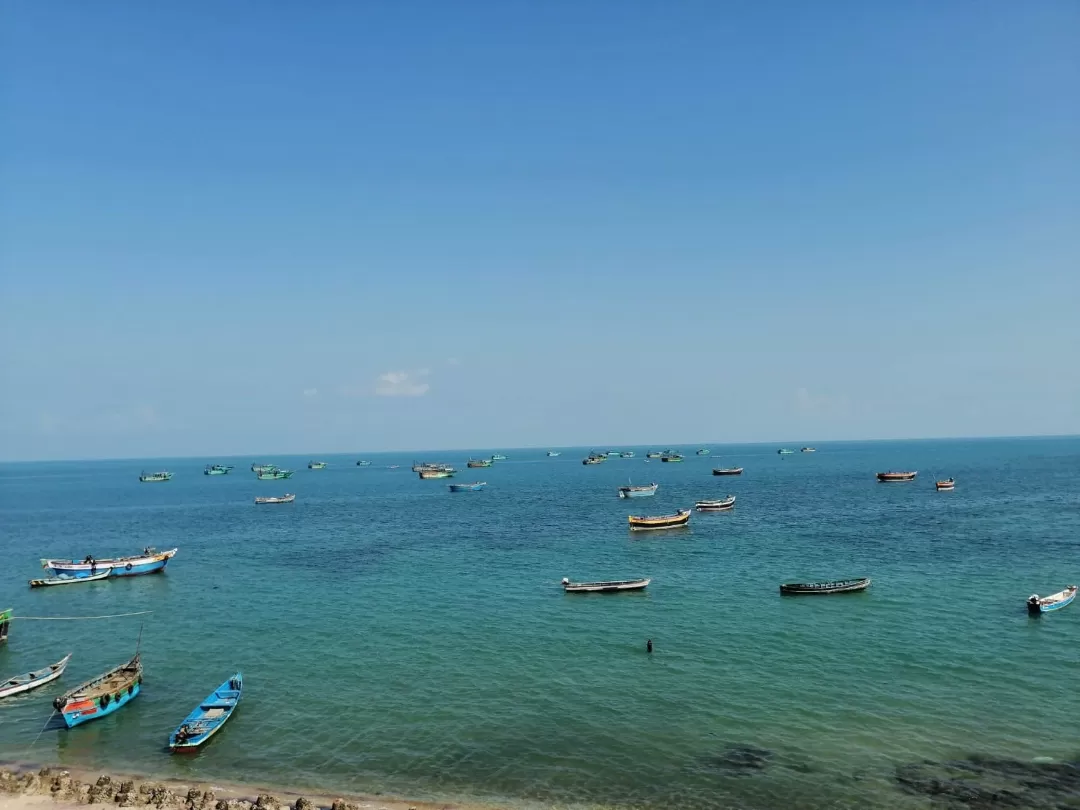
[561, 577, 650, 593]
[660, 453, 684, 463]
[53, 653, 142, 728]
[777, 449, 795, 455]
[254, 494, 295, 505]
[801, 447, 816, 453]
[490, 454, 507, 461]
[617, 482, 658, 499]
[308, 461, 327, 470]
[168, 673, 243, 752]
[0, 654, 72, 700]
[30, 569, 112, 588]
[546, 451, 560, 457]
[251, 463, 277, 473]
[936, 478, 955, 490]
[257, 469, 293, 480]
[42, 547, 177, 578]
[138, 471, 173, 482]
[419, 469, 453, 479]
[449, 481, 486, 492]
[696, 449, 710, 456]
[0, 608, 11, 645]
[356, 460, 372, 467]
[203, 464, 233, 475]
[877, 471, 917, 482]
[628, 509, 691, 531]
[696, 495, 736, 511]
[582, 455, 605, 465]
[645, 452, 662, 459]
[1027, 585, 1077, 615]
[780, 578, 871, 595]
[467, 458, 492, 468]
[712, 467, 744, 476]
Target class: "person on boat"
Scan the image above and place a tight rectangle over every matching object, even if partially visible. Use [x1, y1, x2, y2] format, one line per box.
[83, 555, 95, 565]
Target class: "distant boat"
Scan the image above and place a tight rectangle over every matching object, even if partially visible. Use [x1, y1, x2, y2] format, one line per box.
[387, 464, 400, 469]
[53, 653, 142, 728]
[169, 673, 243, 752]
[604, 451, 623, 458]
[490, 454, 508, 461]
[42, 547, 176, 578]
[308, 461, 327, 470]
[251, 464, 277, 473]
[419, 469, 453, 479]
[0, 654, 72, 701]
[449, 482, 486, 492]
[877, 471, 917, 482]
[203, 464, 233, 476]
[622, 451, 635, 458]
[561, 577, 650, 593]
[467, 458, 493, 468]
[582, 454, 606, 465]
[780, 578, 871, 595]
[712, 467, 744, 476]
[30, 569, 112, 588]
[547, 451, 560, 457]
[801, 447, 816, 453]
[0, 608, 10, 645]
[645, 451, 662, 459]
[413, 462, 454, 473]
[628, 509, 691, 531]
[255, 494, 295, 505]
[777, 449, 795, 455]
[696, 449, 710, 456]
[617, 482, 658, 499]
[936, 478, 955, 491]
[696, 495, 736, 512]
[1027, 585, 1077, 615]
[356, 460, 372, 467]
[660, 453, 684, 463]
[139, 471, 173, 482]
[257, 469, 294, 480]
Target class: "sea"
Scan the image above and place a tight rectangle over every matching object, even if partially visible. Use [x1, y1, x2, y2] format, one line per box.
[1, 438, 1078, 810]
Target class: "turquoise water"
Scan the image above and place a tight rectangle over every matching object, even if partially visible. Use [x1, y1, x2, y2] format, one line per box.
[1, 439, 1078, 809]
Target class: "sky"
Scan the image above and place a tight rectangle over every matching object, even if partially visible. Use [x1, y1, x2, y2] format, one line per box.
[1, 1, 1078, 461]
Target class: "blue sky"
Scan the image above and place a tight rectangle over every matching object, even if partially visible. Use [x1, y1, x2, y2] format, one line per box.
[1, 1, 1077, 460]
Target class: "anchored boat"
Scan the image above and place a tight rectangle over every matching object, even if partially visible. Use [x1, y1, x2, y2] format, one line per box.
[490, 454, 508, 461]
[42, 548, 177, 578]
[780, 578, 871, 595]
[419, 469, 453, 479]
[617, 482, 658, 499]
[696, 495, 736, 512]
[582, 453, 606, 465]
[1027, 585, 1077, 615]
[777, 449, 795, 455]
[251, 463, 277, 474]
[203, 464, 233, 476]
[257, 469, 294, 480]
[936, 478, 955, 491]
[449, 481, 486, 492]
[255, 494, 295, 504]
[467, 458, 493, 468]
[53, 653, 142, 728]
[877, 471, 917, 482]
[801, 447, 816, 453]
[169, 673, 243, 752]
[30, 569, 112, 588]
[139, 471, 173, 482]
[0, 608, 10, 644]
[712, 467, 744, 476]
[561, 577, 650, 593]
[0, 654, 72, 701]
[660, 452, 684, 463]
[696, 449, 710, 456]
[356, 460, 372, 467]
[628, 509, 691, 531]
[546, 451, 560, 457]
[308, 461, 327, 470]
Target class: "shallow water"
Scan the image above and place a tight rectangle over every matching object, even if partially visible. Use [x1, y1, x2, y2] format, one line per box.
[1, 439, 1078, 809]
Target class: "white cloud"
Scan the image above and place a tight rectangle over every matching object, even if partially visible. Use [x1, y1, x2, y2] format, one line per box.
[446, 357, 461, 366]
[303, 388, 319, 397]
[375, 369, 430, 397]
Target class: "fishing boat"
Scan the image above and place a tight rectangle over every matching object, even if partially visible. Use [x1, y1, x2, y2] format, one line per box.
[645, 451, 662, 459]
[561, 577, 650, 593]
[254, 494, 295, 505]
[0, 608, 11, 644]
[622, 451, 635, 458]
[660, 453, 684, 463]
[696, 449, 711, 456]
[251, 463, 277, 474]
[779, 578, 871, 595]
[877, 471, 917, 482]
[0, 654, 72, 701]
[138, 471, 173, 482]
[696, 495, 736, 511]
[936, 478, 955, 491]
[203, 464, 233, 476]
[42, 547, 177, 578]
[604, 451, 622, 458]
[257, 469, 294, 480]
[628, 509, 691, 531]
[53, 653, 142, 728]
[546, 451, 560, 457]
[308, 461, 327, 470]
[30, 569, 112, 588]
[413, 462, 454, 473]
[777, 449, 795, 455]
[419, 469, 454, 479]
[801, 447, 816, 453]
[582, 454, 606, 465]
[490, 454, 508, 461]
[712, 467, 744, 476]
[356, 460, 372, 467]
[168, 673, 243, 752]
[449, 482, 486, 492]
[617, 482, 658, 499]
[1027, 585, 1077, 615]
[467, 458, 493, 468]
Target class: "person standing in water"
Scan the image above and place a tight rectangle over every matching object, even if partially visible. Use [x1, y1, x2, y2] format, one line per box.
[646, 639, 653, 653]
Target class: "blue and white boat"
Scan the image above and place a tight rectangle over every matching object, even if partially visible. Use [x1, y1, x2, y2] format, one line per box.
[449, 482, 486, 492]
[1027, 585, 1077, 615]
[546, 451, 560, 457]
[617, 482, 658, 499]
[169, 673, 243, 752]
[53, 653, 141, 728]
[41, 547, 177, 579]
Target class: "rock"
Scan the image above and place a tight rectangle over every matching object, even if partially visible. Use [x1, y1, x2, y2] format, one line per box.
[293, 798, 315, 810]
[147, 785, 177, 808]
[254, 795, 279, 810]
[216, 801, 231, 810]
[196, 791, 215, 810]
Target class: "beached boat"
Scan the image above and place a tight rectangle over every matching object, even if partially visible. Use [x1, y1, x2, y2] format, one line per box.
[628, 509, 691, 531]
[617, 482, 658, 499]
[419, 469, 453, 479]
[168, 673, 243, 752]
[53, 653, 142, 728]
[780, 578, 871, 595]
[30, 569, 112, 588]
[254, 494, 295, 505]
[801, 447, 816, 453]
[467, 458, 492, 468]
[138, 471, 173, 482]
[308, 461, 327, 470]
[449, 482, 486, 492]
[936, 478, 955, 491]
[490, 454, 507, 461]
[777, 449, 795, 455]
[582, 455, 606, 465]
[257, 469, 294, 480]
[696, 495, 736, 511]
[356, 460, 372, 467]
[203, 464, 233, 476]
[877, 471, 917, 482]
[0, 654, 72, 701]
[660, 453, 684, 463]
[1027, 585, 1077, 615]
[712, 467, 744, 476]
[561, 577, 650, 593]
[42, 548, 177, 578]
[645, 452, 662, 459]
[547, 451, 560, 457]
[696, 449, 710, 456]
[0, 608, 10, 644]
[251, 463, 277, 474]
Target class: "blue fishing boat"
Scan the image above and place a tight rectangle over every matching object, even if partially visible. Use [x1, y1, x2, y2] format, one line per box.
[778, 448, 796, 455]
[169, 673, 243, 752]
[617, 482, 658, 499]
[203, 464, 233, 476]
[53, 653, 141, 728]
[449, 482, 486, 492]
[257, 469, 294, 480]
[546, 451, 560, 457]
[42, 547, 177, 578]
[1027, 585, 1077, 615]
[356, 460, 372, 467]
[696, 449, 711, 456]
[490, 454, 508, 461]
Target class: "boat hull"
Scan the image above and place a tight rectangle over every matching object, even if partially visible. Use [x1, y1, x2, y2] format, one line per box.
[628, 511, 691, 531]
[30, 570, 111, 588]
[60, 681, 140, 728]
[55, 655, 142, 729]
[44, 549, 177, 578]
[876, 472, 917, 482]
[780, 578, 871, 595]
[449, 483, 485, 492]
[712, 468, 743, 476]
[1028, 587, 1077, 614]
[0, 654, 72, 700]
[563, 579, 650, 593]
[618, 484, 658, 499]
[169, 674, 242, 752]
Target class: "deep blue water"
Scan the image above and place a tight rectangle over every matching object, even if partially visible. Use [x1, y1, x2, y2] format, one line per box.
[1, 439, 1079, 809]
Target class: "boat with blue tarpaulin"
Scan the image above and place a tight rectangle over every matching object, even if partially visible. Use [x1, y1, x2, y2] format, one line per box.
[169, 673, 243, 752]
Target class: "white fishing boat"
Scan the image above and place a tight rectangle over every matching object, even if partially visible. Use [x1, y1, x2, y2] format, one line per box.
[0, 654, 72, 700]
[29, 569, 112, 588]
[254, 494, 295, 505]
[561, 577, 650, 593]
[695, 495, 736, 512]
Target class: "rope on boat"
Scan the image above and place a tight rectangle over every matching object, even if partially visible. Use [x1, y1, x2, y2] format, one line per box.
[12, 610, 153, 621]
